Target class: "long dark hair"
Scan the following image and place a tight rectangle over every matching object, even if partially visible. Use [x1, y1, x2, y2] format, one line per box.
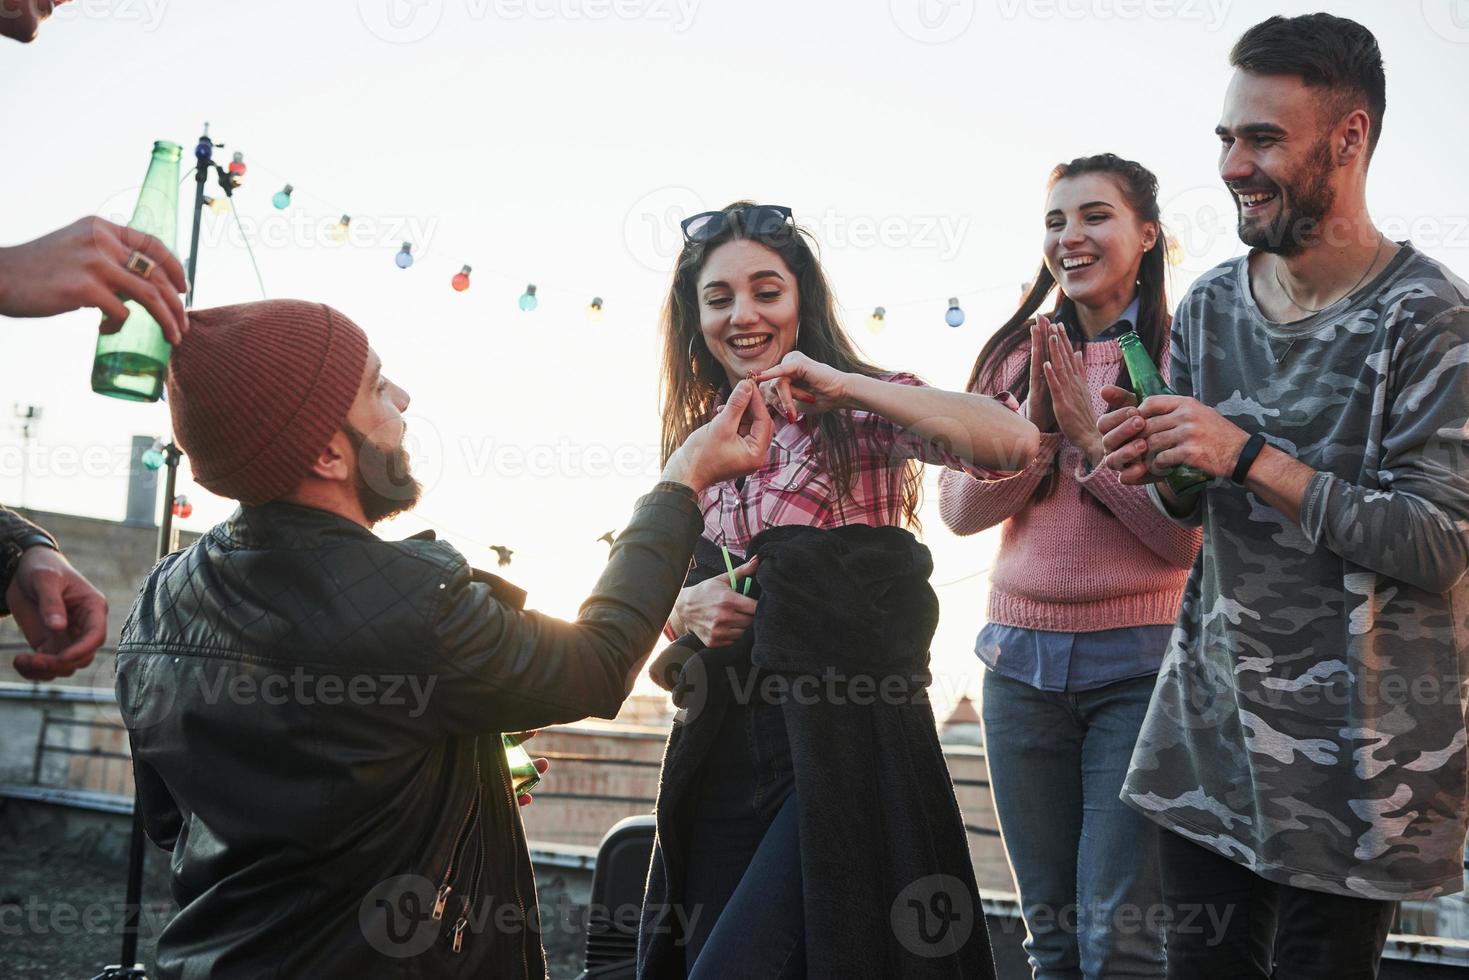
[965, 153, 1171, 502]
[658, 201, 922, 528]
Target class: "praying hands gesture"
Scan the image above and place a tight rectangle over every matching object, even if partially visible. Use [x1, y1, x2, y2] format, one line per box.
[1024, 315, 1058, 431]
[1040, 319, 1104, 468]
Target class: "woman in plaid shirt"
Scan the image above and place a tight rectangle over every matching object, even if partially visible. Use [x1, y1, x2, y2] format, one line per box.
[651, 202, 1037, 977]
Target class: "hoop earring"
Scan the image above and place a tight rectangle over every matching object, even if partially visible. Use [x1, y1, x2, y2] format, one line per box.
[688, 334, 700, 374]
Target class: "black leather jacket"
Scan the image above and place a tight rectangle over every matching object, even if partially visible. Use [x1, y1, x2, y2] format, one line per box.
[116, 488, 700, 979]
[0, 505, 58, 616]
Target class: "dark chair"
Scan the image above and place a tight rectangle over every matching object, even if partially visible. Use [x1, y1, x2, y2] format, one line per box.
[575, 814, 657, 980]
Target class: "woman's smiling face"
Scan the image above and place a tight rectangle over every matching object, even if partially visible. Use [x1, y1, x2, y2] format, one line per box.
[1043, 173, 1155, 308]
[697, 238, 800, 388]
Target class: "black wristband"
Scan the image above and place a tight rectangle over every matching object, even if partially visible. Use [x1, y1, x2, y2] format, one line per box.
[1231, 432, 1268, 485]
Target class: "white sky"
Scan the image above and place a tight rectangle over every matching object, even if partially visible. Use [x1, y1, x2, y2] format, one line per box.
[3, 0, 1467, 713]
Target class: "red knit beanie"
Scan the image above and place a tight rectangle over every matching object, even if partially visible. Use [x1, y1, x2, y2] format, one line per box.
[167, 299, 370, 506]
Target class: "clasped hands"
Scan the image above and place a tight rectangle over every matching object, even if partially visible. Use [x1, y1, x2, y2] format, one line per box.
[1096, 388, 1250, 485]
[1027, 314, 1248, 483]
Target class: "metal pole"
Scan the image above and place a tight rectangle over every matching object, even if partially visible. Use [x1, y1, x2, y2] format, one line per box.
[185, 124, 210, 308]
[94, 442, 179, 980]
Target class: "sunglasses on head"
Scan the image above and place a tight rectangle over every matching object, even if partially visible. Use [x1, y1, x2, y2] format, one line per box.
[680, 204, 794, 245]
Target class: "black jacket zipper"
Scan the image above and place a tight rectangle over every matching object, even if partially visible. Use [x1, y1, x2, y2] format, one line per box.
[451, 827, 485, 953]
[433, 753, 481, 923]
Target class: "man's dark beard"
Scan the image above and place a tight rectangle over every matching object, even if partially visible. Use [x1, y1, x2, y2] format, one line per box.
[343, 423, 422, 525]
[1237, 137, 1337, 257]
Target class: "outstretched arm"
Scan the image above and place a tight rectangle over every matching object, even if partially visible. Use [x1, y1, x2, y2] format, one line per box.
[755, 352, 1040, 471]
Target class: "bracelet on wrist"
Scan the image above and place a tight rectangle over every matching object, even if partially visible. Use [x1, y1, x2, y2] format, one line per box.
[1231, 432, 1268, 485]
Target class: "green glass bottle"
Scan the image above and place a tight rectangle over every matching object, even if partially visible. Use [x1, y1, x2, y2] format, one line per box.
[503, 733, 542, 796]
[91, 140, 182, 402]
[1117, 330, 1209, 498]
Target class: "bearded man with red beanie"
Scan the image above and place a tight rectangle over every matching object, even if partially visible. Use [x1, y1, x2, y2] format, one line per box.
[114, 299, 773, 978]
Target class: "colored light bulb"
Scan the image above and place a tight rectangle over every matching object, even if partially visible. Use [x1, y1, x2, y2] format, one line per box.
[330, 214, 351, 242]
[194, 139, 212, 162]
[204, 195, 230, 215]
[586, 296, 604, 322]
[395, 242, 414, 269]
[518, 284, 538, 312]
[228, 151, 246, 178]
[945, 297, 965, 328]
[272, 183, 293, 210]
[172, 495, 193, 519]
[868, 306, 886, 335]
[452, 265, 472, 292]
[141, 438, 166, 471]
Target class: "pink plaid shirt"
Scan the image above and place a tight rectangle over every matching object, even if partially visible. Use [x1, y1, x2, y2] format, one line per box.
[700, 372, 1009, 554]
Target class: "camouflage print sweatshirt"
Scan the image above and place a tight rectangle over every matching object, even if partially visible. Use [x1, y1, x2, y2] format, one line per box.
[1121, 243, 1469, 901]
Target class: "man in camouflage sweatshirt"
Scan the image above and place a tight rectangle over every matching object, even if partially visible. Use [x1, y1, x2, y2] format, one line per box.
[1100, 14, 1469, 978]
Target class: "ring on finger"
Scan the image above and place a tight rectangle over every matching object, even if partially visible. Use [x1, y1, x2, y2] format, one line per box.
[125, 250, 157, 280]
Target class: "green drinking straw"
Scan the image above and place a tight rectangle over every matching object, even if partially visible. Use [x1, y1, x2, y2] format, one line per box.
[720, 545, 753, 595]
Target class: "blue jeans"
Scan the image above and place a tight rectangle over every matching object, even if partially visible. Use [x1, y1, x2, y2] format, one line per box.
[683, 692, 805, 979]
[981, 668, 1166, 980]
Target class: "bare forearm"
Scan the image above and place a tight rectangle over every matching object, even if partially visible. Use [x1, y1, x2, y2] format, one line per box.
[1242, 445, 1315, 524]
[1153, 442, 1311, 520]
[843, 374, 1040, 469]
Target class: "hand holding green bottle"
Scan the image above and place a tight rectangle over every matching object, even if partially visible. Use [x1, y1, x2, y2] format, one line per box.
[91, 140, 186, 402]
[0, 215, 187, 340]
[1105, 331, 1210, 497]
[503, 731, 550, 805]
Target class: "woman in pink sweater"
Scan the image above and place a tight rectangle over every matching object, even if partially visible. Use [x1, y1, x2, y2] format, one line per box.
[939, 153, 1201, 980]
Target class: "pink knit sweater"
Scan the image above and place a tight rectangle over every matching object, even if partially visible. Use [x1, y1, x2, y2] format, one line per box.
[938, 337, 1201, 633]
